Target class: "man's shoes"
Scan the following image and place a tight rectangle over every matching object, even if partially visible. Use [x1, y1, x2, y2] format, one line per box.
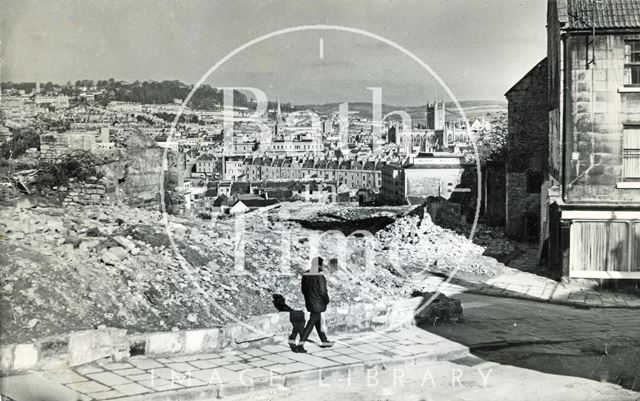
[294, 345, 308, 353]
[319, 341, 335, 348]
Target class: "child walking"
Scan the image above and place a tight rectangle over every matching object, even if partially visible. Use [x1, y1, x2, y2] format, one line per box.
[272, 294, 308, 353]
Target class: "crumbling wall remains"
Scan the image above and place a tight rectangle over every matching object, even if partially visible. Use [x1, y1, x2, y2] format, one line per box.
[60, 179, 108, 207]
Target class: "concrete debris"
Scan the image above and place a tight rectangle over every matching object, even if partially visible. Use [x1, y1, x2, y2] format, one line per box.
[435, 205, 534, 264]
[112, 235, 136, 251]
[412, 291, 464, 325]
[100, 247, 128, 265]
[0, 200, 512, 343]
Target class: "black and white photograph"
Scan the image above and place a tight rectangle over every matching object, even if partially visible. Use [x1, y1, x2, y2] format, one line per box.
[1, 1, 640, 400]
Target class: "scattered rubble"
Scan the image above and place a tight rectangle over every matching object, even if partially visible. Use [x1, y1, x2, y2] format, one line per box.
[412, 291, 464, 325]
[434, 204, 537, 264]
[0, 200, 513, 343]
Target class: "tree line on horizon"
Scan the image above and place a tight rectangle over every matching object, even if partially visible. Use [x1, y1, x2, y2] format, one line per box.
[1, 79, 295, 113]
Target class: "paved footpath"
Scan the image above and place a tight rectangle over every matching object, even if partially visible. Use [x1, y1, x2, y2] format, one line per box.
[424, 268, 640, 309]
[1, 328, 468, 401]
[227, 358, 639, 401]
[471, 271, 640, 308]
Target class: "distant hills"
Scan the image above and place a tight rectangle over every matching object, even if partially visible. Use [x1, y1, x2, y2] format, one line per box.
[2, 79, 506, 122]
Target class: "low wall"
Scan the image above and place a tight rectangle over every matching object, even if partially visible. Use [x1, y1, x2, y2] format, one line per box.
[0, 297, 422, 375]
[60, 179, 108, 207]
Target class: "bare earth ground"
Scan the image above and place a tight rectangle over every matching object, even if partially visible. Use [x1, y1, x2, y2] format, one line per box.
[1, 201, 514, 344]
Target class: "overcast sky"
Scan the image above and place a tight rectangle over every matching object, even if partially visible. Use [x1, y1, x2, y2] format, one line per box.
[1, 0, 547, 106]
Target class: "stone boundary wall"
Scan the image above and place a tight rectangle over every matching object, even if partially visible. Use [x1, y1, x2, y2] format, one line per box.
[60, 179, 108, 207]
[39, 132, 97, 161]
[0, 297, 422, 375]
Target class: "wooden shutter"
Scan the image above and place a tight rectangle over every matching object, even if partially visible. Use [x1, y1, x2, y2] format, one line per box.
[632, 223, 640, 272]
[570, 222, 628, 272]
[623, 128, 640, 180]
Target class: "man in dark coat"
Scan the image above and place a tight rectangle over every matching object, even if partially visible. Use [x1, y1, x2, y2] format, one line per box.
[297, 256, 334, 352]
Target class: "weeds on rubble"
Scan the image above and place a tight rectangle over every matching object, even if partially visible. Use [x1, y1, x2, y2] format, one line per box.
[35, 150, 106, 187]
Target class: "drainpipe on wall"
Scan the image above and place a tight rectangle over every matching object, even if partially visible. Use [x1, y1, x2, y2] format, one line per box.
[561, 32, 568, 204]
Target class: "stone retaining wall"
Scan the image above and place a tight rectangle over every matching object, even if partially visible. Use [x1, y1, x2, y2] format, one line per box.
[60, 179, 108, 207]
[0, 297, 422, 375]
[39, 132, 98, 161]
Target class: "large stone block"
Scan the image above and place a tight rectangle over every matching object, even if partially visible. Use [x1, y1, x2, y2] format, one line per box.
[13, 344, 38, 370]
[100, 246, 128, 265]
[112, 235, 136, 251]
[1, 345, 14, 372]
[226, 317, 274, 344]
[184, 329, 206, 354]
[68, 328, 126, 366]
[146, 332, 184, 355]
[363, 303, 376, 323]
[202, 328, 222, 353]
[184, 328, 222, 354]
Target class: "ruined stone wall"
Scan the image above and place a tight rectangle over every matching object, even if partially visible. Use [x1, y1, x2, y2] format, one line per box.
[506, 172, 540, 240]
[39, 132, 97, 160]
[60, 179, 108, 207]
[505, 59, 548, 239]
[456, 163, 506, 226]
[97, 134, 185, 210]
[404, 167, 463, 201]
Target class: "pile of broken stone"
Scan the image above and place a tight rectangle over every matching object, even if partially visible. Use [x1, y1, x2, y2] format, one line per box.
[0, 200, 507, 344]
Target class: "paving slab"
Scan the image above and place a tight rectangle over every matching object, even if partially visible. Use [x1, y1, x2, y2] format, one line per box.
[111, 382, 150, 396]
[189, 359, 222, 369]
[86, 371, 131, 386]
[1, 373, 91, 401]
[13, 328, 468, 400]
[91, 390, 123, 400]
[164, 362, 196, 372]
[127, 358, 164, 370]
[66, 380, 111, 394]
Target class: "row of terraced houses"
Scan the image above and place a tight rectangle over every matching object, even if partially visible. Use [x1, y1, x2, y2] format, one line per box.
[225, 156, 388, 191]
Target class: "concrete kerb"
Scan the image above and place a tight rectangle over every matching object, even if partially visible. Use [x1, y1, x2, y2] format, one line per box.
[0, 297, 423, 376]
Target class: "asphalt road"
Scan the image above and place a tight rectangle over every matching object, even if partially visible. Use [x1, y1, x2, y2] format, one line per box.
[423, 292, 640, 391]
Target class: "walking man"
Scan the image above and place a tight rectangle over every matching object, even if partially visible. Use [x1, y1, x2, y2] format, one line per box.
[297, 256, 334, 353]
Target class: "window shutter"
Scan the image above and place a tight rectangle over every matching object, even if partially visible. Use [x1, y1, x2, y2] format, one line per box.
[623, 128, 640, 180]
[624, 67, 631, 85]
[625, 43, 631, 64]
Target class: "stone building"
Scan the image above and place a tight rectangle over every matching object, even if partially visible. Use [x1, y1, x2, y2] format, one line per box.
[380, 163, 405, 205]
[195, 154, 219, 175]
[504, 58, 549, 240]
[238, 156, 384, 192]
[545, 0, 640, 279]
[379, 153, 464, 205]
[222, 154, 245, 180]
[39, 129, 114, 160]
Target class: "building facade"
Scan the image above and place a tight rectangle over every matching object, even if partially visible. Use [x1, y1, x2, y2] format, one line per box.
[546, 0, 640, 279]
[380, 153, 464, 205]
[238, 156, 384, 192]
[505, 58, 549, 240]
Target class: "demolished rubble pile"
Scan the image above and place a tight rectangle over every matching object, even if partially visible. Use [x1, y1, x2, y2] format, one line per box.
[375, 213, 496, 277]
[0, 201, 509, 344]
[281, 203, 414, 233]
[434, 206, 533, 262]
